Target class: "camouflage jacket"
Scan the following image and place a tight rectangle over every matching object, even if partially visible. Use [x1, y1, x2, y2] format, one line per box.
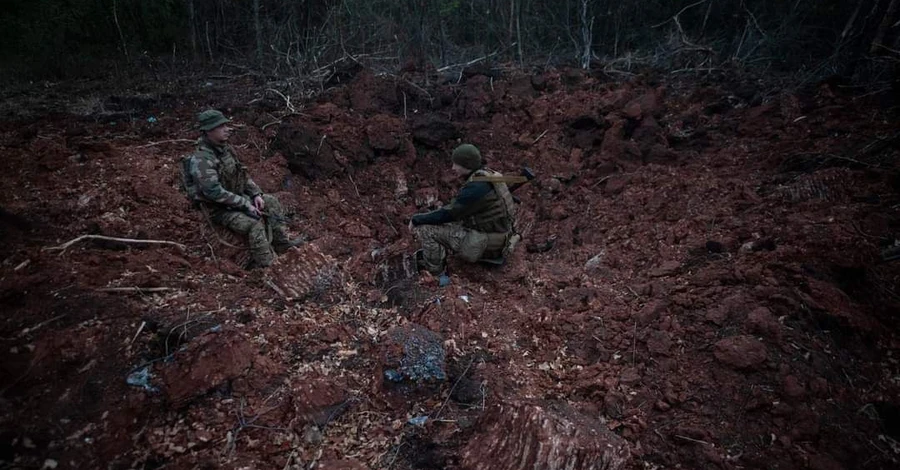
[184, 138, 262, 210]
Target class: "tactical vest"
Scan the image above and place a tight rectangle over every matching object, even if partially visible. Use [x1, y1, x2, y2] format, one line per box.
[460, 168, 516, 234]
[180, 154, 200, 202]
[181, 140, 250, 203]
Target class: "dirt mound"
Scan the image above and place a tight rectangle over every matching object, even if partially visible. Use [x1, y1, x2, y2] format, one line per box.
[0, 67, 899, 469]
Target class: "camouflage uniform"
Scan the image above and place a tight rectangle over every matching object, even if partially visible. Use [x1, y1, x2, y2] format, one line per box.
[412, 166, 517, 275]
[184, 137, 292, 267]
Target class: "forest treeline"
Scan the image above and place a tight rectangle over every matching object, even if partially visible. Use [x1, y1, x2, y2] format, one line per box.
[1, 0, 898, 82]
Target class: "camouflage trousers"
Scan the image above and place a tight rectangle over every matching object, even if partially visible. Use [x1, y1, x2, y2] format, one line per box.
[209, 194, 290, 267]
[414, 224, 507, 275]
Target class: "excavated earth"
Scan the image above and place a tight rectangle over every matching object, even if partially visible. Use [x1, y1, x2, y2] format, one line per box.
[1, 65, 899, 469]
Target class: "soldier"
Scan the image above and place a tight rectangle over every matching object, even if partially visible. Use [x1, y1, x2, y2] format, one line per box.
[183, 109, 302, 268]
[409, 144, 522, 275]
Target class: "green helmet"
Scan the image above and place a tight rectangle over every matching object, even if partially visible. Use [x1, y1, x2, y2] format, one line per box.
[451, 144, 482, 170]
[197, 109, 230, 131]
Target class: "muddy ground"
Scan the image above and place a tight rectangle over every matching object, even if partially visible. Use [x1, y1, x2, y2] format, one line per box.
[0, 65, 899, 469]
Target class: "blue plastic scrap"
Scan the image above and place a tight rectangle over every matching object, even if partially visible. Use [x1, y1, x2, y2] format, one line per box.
[407, 416, 428, 426]
[126, 366, 159, 392]
[438, 274, 451, 287]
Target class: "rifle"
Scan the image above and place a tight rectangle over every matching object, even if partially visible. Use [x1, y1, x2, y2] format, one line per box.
[470, 167, 536, 203]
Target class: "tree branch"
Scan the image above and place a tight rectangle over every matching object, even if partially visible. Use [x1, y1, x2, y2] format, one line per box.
[43, 235, 186, 254]
[651, 0, 711, 29]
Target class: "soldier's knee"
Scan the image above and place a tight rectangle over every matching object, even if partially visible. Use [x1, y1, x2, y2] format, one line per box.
[247, 221, 269, 241]
[262, 194, 283, 212]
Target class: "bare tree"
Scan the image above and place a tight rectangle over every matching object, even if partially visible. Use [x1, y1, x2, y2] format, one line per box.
[580, 0, 593, 69]
[112, 0, 129, 63]
[188, 0, 198, 61]
[254, 0, 263, 64]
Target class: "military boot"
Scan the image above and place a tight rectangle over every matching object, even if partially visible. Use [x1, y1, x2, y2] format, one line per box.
[273, 236, 307, 254]
[414, 249, 447, 276]
[414, 249, 426, 270]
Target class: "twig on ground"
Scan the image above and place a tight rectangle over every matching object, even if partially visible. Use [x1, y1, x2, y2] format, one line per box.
[591, 174, 616, 188]
[625, 286, 642, 299]
[133, 139, 195, 149]
[533, 129, 549, 144]
[433, 358, 476, 419]
[225, 393, 288, 456]
[316, 135, 327, 156]
[44, 235, 186, 254]
[674, 434, 714, 446]
[266, 88, 297, 114]
[282, 450, 297, 470]
[96, 287, 176, 293]
[265, 279, 288, 299]
[130, 321, 147, 344]
[17, 314, 67, 338]
[348, 172, 362, 199]
[165, 311, 215, 355]
[206, 242, 219, 266]
[383, 214, 399, 236]
[386, 440, 406, 469]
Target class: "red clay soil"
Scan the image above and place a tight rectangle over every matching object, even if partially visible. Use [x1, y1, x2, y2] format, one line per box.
[0, 66, 899, 470]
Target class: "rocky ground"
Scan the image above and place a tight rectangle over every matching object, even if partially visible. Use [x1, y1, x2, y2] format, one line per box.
[0, 64, 899, 469]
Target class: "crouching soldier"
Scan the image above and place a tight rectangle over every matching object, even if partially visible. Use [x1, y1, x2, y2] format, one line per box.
[183, 109, 302, 268]
[409, 144, 523, 275]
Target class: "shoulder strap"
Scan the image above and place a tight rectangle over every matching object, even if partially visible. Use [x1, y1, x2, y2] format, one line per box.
[470, 175, 530, 184]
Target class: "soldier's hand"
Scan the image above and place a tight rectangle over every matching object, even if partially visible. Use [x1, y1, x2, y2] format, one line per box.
[253, 195, 265, 211]
[246, 203, 262, 219]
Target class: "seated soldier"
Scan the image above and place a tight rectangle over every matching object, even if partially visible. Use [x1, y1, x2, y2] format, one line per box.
[182, 109, 301, 268]
[408, 144, 521, 275]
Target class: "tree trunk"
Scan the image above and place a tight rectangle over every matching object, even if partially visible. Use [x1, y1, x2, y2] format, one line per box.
[254, 0, 263, 65]
[188, 0, 198, 61]
[516, 0, 523, 64]
[507, 0, 514, 39]
[205, 20, 214, 62]
[113, 0, 130, 63]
